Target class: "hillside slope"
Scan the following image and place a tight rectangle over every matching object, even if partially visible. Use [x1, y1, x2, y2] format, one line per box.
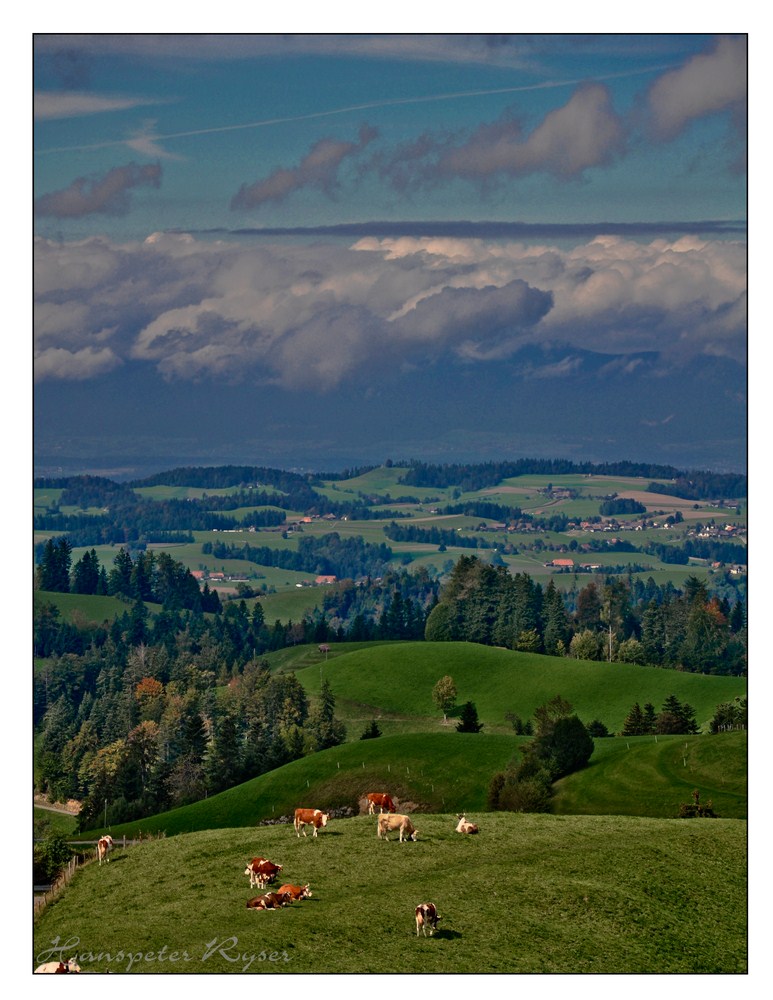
[295, 641, 746, 735]
[84, 728, 746, 840]
[34, 813, 747, 974]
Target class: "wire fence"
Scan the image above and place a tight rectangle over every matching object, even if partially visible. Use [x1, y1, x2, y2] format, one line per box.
[33, 837, 145, 919]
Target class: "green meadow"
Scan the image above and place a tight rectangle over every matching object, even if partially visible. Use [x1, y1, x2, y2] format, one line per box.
[33, 812, 746, 974]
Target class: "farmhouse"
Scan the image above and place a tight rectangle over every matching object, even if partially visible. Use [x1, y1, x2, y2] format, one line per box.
[315, 575, 337, 585]
[548, 558, 575, 568]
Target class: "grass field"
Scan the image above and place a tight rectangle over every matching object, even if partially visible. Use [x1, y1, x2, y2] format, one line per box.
[34, 807, 78, 837]
[33, 812, 746, 974]
[77, 728, 746, 841]
[294, 641, 747, 736]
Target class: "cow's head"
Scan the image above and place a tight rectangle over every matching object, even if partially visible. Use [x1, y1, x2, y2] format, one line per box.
[409, 829, 419, 841]
[301, 884, 312, 898]
[318, 813, 329, 826]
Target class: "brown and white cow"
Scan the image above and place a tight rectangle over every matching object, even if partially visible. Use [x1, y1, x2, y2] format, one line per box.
[244, 857, 283, 889]
[96, 835, 114, 865]
[455, 814, 479, 834]
[34, 959, 81, 973]
[367, 792, 396, 814]
[294, 808, 329, 838]
[276, 883, 312, 901]
[415, 902, 441, 937]
[377, 812, 418, 842]
[246, 891, 293, 910]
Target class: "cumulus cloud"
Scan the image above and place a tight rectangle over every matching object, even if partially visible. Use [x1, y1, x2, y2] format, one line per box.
[34, 162, 162, 218]
[33, 232, 746, 389]
[646, 35, 747, 140]
[438, 83, 625, 180]
[372, 83, 625, 191]
[231, 125, 378, 210]
[34, 346, 123, 382]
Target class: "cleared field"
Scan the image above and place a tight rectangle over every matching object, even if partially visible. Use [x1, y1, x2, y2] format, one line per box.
[295, 641, 747, 735]
[35, 812, 746, 973]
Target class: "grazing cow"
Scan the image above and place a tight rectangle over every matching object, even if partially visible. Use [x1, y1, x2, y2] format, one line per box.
[294, 808, 329, 838]
[455, 814, 479, 835]
[367, 792, 396, 815]
[277, 883, 312, 901]
[377, 813, 418, 842]
[246, 891, 293, 910]
[415, 903, 441, 937]
[96, 835, 114, 865]
[244, 857, 283, 889]
[34, 959, 81, 973]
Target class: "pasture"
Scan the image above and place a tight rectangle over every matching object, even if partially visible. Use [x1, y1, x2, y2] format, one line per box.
[33, 813, 747, 974]
[296, 641, 747, 735]
[78, 729, 747, 842]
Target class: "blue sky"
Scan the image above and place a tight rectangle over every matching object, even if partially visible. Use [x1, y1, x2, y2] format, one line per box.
[32, 31, 748, 476]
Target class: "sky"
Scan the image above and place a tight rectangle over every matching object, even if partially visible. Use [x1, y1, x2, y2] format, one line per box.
[32, 30, 748, 477]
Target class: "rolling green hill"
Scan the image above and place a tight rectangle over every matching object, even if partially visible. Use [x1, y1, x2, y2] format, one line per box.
[294, 641, 747, 735]
[80, 727, 746, 841]
[33, 813, 747, 974]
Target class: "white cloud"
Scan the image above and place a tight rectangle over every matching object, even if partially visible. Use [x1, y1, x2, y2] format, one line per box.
[647, 35, 747, 139]
[34, 91, 167, 120]
[34, 346, 122, 381]
[33, 232, 747, 388]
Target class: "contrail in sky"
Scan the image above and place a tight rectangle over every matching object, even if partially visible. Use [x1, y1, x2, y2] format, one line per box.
[35, 63, 674, 156]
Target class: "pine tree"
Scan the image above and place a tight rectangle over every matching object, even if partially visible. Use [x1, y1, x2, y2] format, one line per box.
[456, 701, 483, 733]
[621, 702, 646, 736]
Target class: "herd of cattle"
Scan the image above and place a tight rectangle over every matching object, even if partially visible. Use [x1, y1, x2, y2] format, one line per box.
[35, 794, 479, 970]
[241, 797, 478, 926]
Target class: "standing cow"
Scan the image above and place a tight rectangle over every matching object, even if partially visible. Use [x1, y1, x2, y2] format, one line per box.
[415, 903, 441, 937]
[244, 857, 283, 889]
[96, 835, 114, 865]
[367, 792, 396, 814]
[294, 808, 329, 838]
[377, 813, 418, 842]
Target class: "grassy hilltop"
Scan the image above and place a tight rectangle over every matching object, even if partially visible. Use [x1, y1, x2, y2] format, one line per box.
[72, 641, 745, 839]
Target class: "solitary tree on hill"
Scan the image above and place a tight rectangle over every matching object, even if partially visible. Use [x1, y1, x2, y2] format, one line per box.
[456, 701, 483, 733]
[432, 675, 458, 723]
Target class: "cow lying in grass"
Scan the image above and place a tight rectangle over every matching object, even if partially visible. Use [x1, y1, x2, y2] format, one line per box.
[246, 891, 293, 910]
[455, 815, 479, 834]
[34, 959, 81, 973]
[276, 883, 312, 900]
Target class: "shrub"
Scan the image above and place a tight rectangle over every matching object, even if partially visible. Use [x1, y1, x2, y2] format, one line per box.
[534, 715, 594, 779]
[33, 832, 74, 884]
[569, 629, 602, 660]
[678, 789, 717, 818]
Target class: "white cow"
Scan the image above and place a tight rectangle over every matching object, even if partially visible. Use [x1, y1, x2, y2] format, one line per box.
[34, 959, 81, 973]
[455, 814, 479, 834]
[96, 835, 114, 865]
[377, 813, 418, 842]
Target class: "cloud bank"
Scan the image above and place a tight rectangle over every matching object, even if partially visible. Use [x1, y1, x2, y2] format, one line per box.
[34, 232, 746, 389]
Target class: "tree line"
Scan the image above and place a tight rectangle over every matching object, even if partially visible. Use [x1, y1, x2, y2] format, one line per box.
[398, 458, 745, 497]
[424, 556, 746, 675]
